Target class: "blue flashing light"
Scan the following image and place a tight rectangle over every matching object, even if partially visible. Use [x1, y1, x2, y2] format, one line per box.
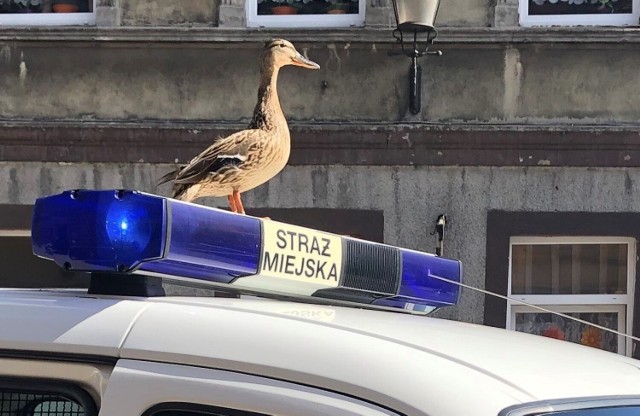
[32, 190, 260, 280]
[32, 189, 462, 313]
[140, 200, 261, 282]
[371, 251, 461, 311]
[399, 249, 461, 305]
[32, 190, 166, 272]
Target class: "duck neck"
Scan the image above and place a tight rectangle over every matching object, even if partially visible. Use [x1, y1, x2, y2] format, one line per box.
[249, 66, 287, 132]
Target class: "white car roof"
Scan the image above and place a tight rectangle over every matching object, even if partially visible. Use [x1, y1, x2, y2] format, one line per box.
[2, 289, 640, 416]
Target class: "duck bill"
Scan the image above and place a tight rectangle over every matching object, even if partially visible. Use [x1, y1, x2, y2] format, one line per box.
[292, 53, 320, 69]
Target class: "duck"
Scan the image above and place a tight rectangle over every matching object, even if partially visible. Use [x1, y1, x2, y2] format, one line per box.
[157, 39, 320, 215]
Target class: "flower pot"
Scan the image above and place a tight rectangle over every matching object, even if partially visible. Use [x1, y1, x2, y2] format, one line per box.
[52, 1, 78, 12]
[327, 8, 347, 13]
[52, 3, 78, 12]
[271, 5, 297, 14]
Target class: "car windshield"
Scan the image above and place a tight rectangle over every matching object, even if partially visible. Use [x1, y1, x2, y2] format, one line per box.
[540, 407, 640, 415]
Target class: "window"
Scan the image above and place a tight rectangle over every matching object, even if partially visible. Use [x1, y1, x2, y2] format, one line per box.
[246, 0, 365, 28]
[519, 0, 640, 26]
[539, 408, 640, 416]
[0, 379, 97, 416]
[500, 397, 640, 416]
[507, 237, 635, 356]
[144, 403, 267, 416]
[0, 0, 95, 26]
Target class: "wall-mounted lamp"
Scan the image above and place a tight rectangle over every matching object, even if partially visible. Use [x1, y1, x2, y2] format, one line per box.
[390, 0, 442, 115]
[431, 214, 447, 257]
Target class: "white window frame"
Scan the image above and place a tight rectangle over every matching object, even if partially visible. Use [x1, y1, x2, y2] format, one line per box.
[0, 230, 30, 237]
[507, 236, 636, 356]
[0, 0, 96, 26]
[246, 0, 365, 28]
[519, 0, 640, 27]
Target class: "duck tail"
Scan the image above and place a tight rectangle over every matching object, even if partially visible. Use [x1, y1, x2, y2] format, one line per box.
[157, 166, 184, 187]
[157, 166, 193, 200]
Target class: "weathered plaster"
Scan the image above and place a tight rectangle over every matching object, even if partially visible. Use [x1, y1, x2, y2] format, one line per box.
[5, 41, 638, 123]
[121, 0, 217, 26]
[437, 0, 492, 27]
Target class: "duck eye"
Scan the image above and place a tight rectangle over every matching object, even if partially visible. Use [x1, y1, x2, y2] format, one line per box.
[279, 44, 285, 48]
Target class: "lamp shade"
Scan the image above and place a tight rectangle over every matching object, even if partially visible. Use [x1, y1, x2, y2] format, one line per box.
[393, 0, 440, 32]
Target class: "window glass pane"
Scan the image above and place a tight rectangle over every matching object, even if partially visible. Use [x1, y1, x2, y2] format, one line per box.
[528, 0, 632, 15]
[148, 405, 267, 416]
[257, 0, 358, 15]
[540, 406, 640, 415]
[515, 311, 619, 353]
[152, 412, 223, 416]
[34, 400, 83, 416]
[511, 243, 628, 295]
[0, 392, 85, 416]
[0, 0, 92, 14]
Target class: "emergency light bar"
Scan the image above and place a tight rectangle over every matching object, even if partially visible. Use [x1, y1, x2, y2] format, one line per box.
[31, 189, 462, 313]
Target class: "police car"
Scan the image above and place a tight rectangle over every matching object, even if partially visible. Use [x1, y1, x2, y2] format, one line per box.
[1, 189, 640, 416]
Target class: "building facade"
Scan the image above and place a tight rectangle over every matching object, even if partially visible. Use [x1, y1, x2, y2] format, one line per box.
[1, 0, 639, 357]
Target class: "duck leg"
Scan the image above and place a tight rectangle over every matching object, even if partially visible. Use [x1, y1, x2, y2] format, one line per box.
[233, 190, 246, 215]
[227, 195, 238, 213]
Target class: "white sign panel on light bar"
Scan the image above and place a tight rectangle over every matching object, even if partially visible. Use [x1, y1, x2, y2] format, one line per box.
[239, 221, 342, 295]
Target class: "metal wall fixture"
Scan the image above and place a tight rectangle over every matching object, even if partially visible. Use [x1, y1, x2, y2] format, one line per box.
[390, 0, 442, 115]
[431, 214, 447, 257]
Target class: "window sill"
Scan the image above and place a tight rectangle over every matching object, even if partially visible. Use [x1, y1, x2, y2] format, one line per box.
[0, 26, 639, 44]
[0, 12, 95, 26]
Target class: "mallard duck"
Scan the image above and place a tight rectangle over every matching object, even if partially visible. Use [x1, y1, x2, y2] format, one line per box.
[158, 39, 320, 214]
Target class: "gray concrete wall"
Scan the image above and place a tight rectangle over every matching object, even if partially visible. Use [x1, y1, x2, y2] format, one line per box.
[116, 0, 491, 27]
[3, 161, 639, 323]
[121, 0, 218, 26]
[0, 42, 639, 123]
[437, 0, 491, 27]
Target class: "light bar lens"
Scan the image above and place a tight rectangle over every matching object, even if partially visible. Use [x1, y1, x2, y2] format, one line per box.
[399, 249, 460, 304]
[32, 189, 462, 312]
[140, 200, 261, 282]
[32, 190, 166, 271]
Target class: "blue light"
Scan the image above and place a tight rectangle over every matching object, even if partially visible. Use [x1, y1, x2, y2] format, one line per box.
[32, 190, 166, 272]
[139, 200, 261, 282]
[398, 248, 461, 305]
[105, 197, 157, 258]
[32, 189, 462, 312]
[368, 250, 461, 310]
[32, 190, 260, 280]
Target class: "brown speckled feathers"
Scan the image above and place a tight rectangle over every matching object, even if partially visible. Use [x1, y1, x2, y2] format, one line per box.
[157, 39, 319, 212]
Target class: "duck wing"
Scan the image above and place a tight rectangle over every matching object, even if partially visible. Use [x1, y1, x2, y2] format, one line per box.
[157, 167, 182, 186]
[172, 129, 265, 185]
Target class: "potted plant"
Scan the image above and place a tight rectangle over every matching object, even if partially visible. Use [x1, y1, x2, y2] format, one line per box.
[270, 0, 302, 15]
[324, 0, 354, 14]
[51, 0, 80, 13]
[0, 0, 42, 13]
[530, 0, 629, 14]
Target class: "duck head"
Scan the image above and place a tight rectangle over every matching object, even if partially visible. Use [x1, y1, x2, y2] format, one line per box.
[262, 39, 320, 71]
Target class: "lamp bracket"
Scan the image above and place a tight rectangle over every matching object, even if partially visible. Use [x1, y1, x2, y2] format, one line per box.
[391, 28, 440, 59]
[389, 26, 441, 115]
[430, 214, 447, 257]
